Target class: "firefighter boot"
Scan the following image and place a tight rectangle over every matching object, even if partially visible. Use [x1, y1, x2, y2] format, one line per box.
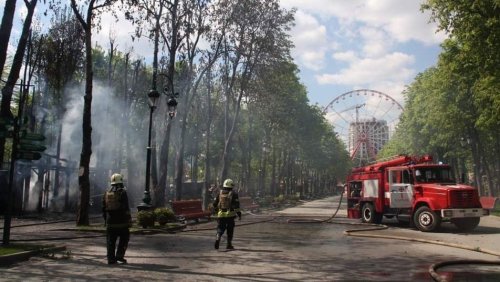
[226, 235, 234, 250]
[214, 234, 221, 249]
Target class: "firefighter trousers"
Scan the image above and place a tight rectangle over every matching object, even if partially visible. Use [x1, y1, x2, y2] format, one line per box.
[106, 227, 130, 262]
[216, 217, 235, 243]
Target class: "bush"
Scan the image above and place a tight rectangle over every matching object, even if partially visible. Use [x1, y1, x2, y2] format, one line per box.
[154, 207, 175, 225]
[137, 210, 155, 228]
[274, 194, 285, 204]
[258, 196, 274, 207]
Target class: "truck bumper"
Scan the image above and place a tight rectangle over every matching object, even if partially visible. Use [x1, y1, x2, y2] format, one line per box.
[441, 208, 489, 218]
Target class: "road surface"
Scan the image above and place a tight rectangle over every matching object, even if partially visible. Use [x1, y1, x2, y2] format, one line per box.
[1, 196, 499, 281]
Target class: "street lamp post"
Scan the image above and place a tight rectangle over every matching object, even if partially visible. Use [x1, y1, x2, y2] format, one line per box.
[167, 96, 178, 119]
[138, 84, 178, 211]
[138, 90, 160, 211]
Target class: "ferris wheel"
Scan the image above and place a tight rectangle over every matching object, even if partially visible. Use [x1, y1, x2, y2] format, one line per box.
[323, 89, 404, 167]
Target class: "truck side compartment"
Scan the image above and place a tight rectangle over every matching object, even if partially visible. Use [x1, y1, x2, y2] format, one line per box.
[345, 155, 489, 232]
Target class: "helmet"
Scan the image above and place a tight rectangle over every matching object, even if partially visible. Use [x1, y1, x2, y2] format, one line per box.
[110, 173, 124, 185]
[223, 179, 234, 188]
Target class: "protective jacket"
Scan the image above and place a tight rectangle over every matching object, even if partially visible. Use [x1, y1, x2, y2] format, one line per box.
[102, 185, 132, 228]
[213, 188, 241, 218]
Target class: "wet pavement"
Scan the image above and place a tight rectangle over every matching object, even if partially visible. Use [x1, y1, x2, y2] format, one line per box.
[1, 196, 499, 281]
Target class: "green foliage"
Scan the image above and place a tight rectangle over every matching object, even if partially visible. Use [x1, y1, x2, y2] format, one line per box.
[154, 207, 175, 225]
[136, 210, 155, 228]
[381, 1, 500, 196]
[273, 194, 285, 204]
[256, 196, 275, 207]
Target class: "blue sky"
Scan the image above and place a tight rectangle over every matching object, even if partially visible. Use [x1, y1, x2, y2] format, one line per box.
[2, 0, 445, 110]
[280, 0, 446, 107]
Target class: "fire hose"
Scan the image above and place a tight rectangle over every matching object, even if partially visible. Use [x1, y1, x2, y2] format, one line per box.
[284, 193, 500, 281]
[2, 196, 499, 281]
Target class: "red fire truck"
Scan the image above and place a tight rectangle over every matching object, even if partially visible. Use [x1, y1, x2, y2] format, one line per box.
[346, 155, 489, 232]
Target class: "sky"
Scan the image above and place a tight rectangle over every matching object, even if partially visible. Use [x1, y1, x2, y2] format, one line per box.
[2, 0, 446, 117]
[279, 0, 446, 107]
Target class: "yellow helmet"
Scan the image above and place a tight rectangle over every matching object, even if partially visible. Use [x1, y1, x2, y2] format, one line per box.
[223, 179, 234, 188]
[110, 173, 124, 185]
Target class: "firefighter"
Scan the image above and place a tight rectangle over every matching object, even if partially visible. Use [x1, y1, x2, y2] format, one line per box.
[213, 179, 241, 250]
[102, 173, 132, 264]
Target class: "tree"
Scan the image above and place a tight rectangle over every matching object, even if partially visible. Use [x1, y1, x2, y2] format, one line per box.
[0, 0, 39, 167]
[41, 6, 85, 198]
[0, 0, 18, 76]
[70, 0, 119, 226]
[215, 0, 294, 181]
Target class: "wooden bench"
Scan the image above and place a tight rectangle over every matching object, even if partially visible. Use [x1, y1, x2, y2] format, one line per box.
[171, 199, 211, 222]
[480, 197, 499, 210]
[239, 197, 260, 213]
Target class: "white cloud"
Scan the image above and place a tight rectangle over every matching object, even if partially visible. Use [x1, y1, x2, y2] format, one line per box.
[281, 0, 445, 45]
[316, 52, 415, 85]
[289, 10, 328, 71]
[332, 51, 357, 62]
[359, 26, 393, 58]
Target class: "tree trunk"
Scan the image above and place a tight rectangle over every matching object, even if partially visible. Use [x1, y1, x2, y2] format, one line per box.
[0, 0, 17, 75]
[74, 6, 94, 226]
[157, 120, 172, 207]
[0, 0, 37, 167]
[175, 99, 188, 200]
[219, 88, 245, 182]
[202, 64, 213, 209]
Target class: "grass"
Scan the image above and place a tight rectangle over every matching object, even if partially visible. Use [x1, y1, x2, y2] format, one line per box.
[75, 223, 183, 233]
[491, 209, 500, 217]
[0, 244, 54, 256]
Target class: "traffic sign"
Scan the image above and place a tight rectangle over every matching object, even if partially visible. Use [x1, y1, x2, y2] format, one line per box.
[19, 142, 47, 152]
[0, 116, 14, 125]
[17, 131, 47, 160]
[0, 130, 14, 138]
[20, 131, 46, 141]
[15, 151, 42, 161]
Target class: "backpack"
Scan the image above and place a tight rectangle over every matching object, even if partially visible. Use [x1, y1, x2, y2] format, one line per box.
[218, 190, 233, 210]
[105, 189, 122, 211]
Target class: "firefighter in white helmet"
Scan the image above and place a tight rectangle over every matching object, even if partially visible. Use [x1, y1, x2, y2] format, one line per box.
[102, 173, 132, 264]
[212, 179, 241, 250]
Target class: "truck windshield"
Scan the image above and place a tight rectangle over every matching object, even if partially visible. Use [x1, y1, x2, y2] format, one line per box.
[414, 167, 455, 183]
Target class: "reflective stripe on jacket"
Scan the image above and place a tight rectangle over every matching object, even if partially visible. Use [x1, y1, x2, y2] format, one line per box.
[213, 188, 240, 218]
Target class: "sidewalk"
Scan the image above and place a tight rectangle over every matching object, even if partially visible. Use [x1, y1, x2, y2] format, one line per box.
[1, 196, 499, 281]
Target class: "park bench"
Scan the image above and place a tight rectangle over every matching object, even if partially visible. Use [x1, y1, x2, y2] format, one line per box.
[171, 199, 211, 222]
[239, 196, 260, 213]
[480, 196, 499, 210]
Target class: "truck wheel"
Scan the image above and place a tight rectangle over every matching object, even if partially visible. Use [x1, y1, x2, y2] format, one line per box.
[413, 206, 441, 232]
[451, 217, 480, 231]
[361, 203, 382, 224]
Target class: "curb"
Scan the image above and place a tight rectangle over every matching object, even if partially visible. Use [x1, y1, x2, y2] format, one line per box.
[0, 246, 67, 267]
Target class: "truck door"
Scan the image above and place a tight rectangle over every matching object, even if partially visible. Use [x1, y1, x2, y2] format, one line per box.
[388, 169, 413, 208]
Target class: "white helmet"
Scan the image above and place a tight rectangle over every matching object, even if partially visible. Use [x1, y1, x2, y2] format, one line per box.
[223, 179, 235, 188]
[110, 173, 124, 185]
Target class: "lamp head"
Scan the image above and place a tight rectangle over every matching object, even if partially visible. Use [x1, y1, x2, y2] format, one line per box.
[167, 97, 178, 118]
[148, 89, 160, 108]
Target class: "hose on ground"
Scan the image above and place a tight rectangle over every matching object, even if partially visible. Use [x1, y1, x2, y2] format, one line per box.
[284, 194, 500, 281]
[2, 196, 498, 282]
[429, 259, 500, 282]
[285, 192, 344, 224]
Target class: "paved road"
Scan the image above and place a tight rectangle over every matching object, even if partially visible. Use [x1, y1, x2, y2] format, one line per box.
[1, 197, 499, 281]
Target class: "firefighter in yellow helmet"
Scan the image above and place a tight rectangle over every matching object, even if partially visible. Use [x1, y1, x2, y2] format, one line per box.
[102, 173, 132, 264]
[212, 179, 241, 250]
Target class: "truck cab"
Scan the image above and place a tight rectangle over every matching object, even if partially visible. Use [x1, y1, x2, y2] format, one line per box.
[346, 155, 489, 232]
